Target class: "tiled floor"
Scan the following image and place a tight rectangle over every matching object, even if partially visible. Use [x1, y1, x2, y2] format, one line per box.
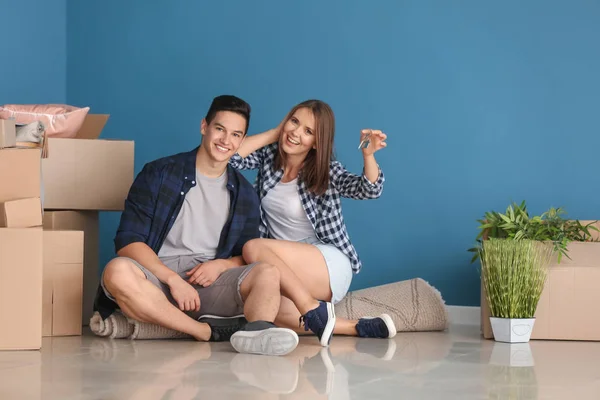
[1, 324, 600, 399]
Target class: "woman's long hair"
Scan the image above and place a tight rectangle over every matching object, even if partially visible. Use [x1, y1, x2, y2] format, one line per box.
[274, 100, 335, 196]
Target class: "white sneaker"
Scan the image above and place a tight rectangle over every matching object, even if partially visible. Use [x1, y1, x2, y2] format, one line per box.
[230, 321, 299, 356]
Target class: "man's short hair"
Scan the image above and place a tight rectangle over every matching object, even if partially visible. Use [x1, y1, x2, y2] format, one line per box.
[205, 95, 251, 135]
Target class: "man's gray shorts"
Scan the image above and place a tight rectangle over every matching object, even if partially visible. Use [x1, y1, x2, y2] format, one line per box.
[101, 254, 257, 320]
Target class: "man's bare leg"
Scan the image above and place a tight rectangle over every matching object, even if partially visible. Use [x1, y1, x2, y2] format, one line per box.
[103, 258, 212, 341]
[230, 262, 299, 356]
[239, 263, 282, 321]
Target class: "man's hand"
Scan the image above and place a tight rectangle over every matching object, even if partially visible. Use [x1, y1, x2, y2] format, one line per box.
[186, 259, 230, 287]
[167, 275, 200, 312]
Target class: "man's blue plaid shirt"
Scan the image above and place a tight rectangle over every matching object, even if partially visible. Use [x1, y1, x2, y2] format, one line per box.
[94, 146, 261, 319]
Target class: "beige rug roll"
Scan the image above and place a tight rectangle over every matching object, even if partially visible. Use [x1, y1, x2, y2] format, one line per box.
[335, 278, 449, 332]
[89, 311, 134, 339]
[90, 311, 191, 340]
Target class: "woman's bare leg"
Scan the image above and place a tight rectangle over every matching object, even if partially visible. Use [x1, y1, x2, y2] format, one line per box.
[243, 239, 333, 301]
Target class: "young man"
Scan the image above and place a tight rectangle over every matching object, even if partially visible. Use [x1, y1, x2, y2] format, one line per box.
[93, 95, 336, 356]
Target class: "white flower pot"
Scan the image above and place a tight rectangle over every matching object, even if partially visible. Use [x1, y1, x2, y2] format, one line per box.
[489, 317, 535, 343]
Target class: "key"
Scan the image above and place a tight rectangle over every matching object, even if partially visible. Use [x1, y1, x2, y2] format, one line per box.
[358, 132, 371, 149]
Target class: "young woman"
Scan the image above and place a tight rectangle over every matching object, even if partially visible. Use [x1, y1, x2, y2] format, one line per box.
[230, 100, 395, 340]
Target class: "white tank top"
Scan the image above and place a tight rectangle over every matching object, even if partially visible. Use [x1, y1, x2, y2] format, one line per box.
[261, 178, 317, 242]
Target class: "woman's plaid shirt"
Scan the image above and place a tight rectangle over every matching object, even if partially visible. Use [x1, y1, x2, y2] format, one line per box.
[230, 143, 384, 273]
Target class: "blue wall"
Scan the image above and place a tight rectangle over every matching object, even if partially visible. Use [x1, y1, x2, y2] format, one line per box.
[0, 0, 66, 103]
[66, 1, 600, 306]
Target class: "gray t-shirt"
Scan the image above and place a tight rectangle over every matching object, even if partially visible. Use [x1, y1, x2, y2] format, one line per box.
[158, 170, 230, 260]
[261, 178, 317, 242]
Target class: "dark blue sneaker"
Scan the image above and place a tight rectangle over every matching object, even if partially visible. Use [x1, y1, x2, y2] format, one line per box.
[300, 301, 336, 347]
[356, 314, 396, 339]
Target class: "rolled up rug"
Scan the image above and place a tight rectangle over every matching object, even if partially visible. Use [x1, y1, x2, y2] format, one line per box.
[89, 311, 191, 340]
[129, 317, 191, 340]
[335, 278, 449, 332]
[89, 311, 134, 339]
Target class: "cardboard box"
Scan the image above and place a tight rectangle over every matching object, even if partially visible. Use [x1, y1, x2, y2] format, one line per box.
[43, 230, 84, 337]
[0, 228, 43, 350]
[0, 148, 41, 204]
[0, 119, 16, 149]
[41, 114, 135, 211]
[530, 243, 600, 340]
[0, 197, 42, 228]
[43, 211, 99, 325]
[481, 222, 600, 341]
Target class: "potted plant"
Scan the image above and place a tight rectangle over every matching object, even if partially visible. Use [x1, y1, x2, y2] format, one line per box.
[479, 238, 553, 343]
[470, 201, 599, 342]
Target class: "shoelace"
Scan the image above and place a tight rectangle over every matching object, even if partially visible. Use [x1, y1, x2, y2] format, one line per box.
[299, 311, 325, 334]
[299, 315, 309, 332]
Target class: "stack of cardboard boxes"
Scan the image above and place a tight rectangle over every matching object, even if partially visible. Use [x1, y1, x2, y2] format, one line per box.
[0, 114, 134, 350]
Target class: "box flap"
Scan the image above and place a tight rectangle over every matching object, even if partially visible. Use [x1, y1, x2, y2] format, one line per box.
[75, 114, 110, 139]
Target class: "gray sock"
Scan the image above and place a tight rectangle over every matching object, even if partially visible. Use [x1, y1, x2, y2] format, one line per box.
[243, 321, 277, 331]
